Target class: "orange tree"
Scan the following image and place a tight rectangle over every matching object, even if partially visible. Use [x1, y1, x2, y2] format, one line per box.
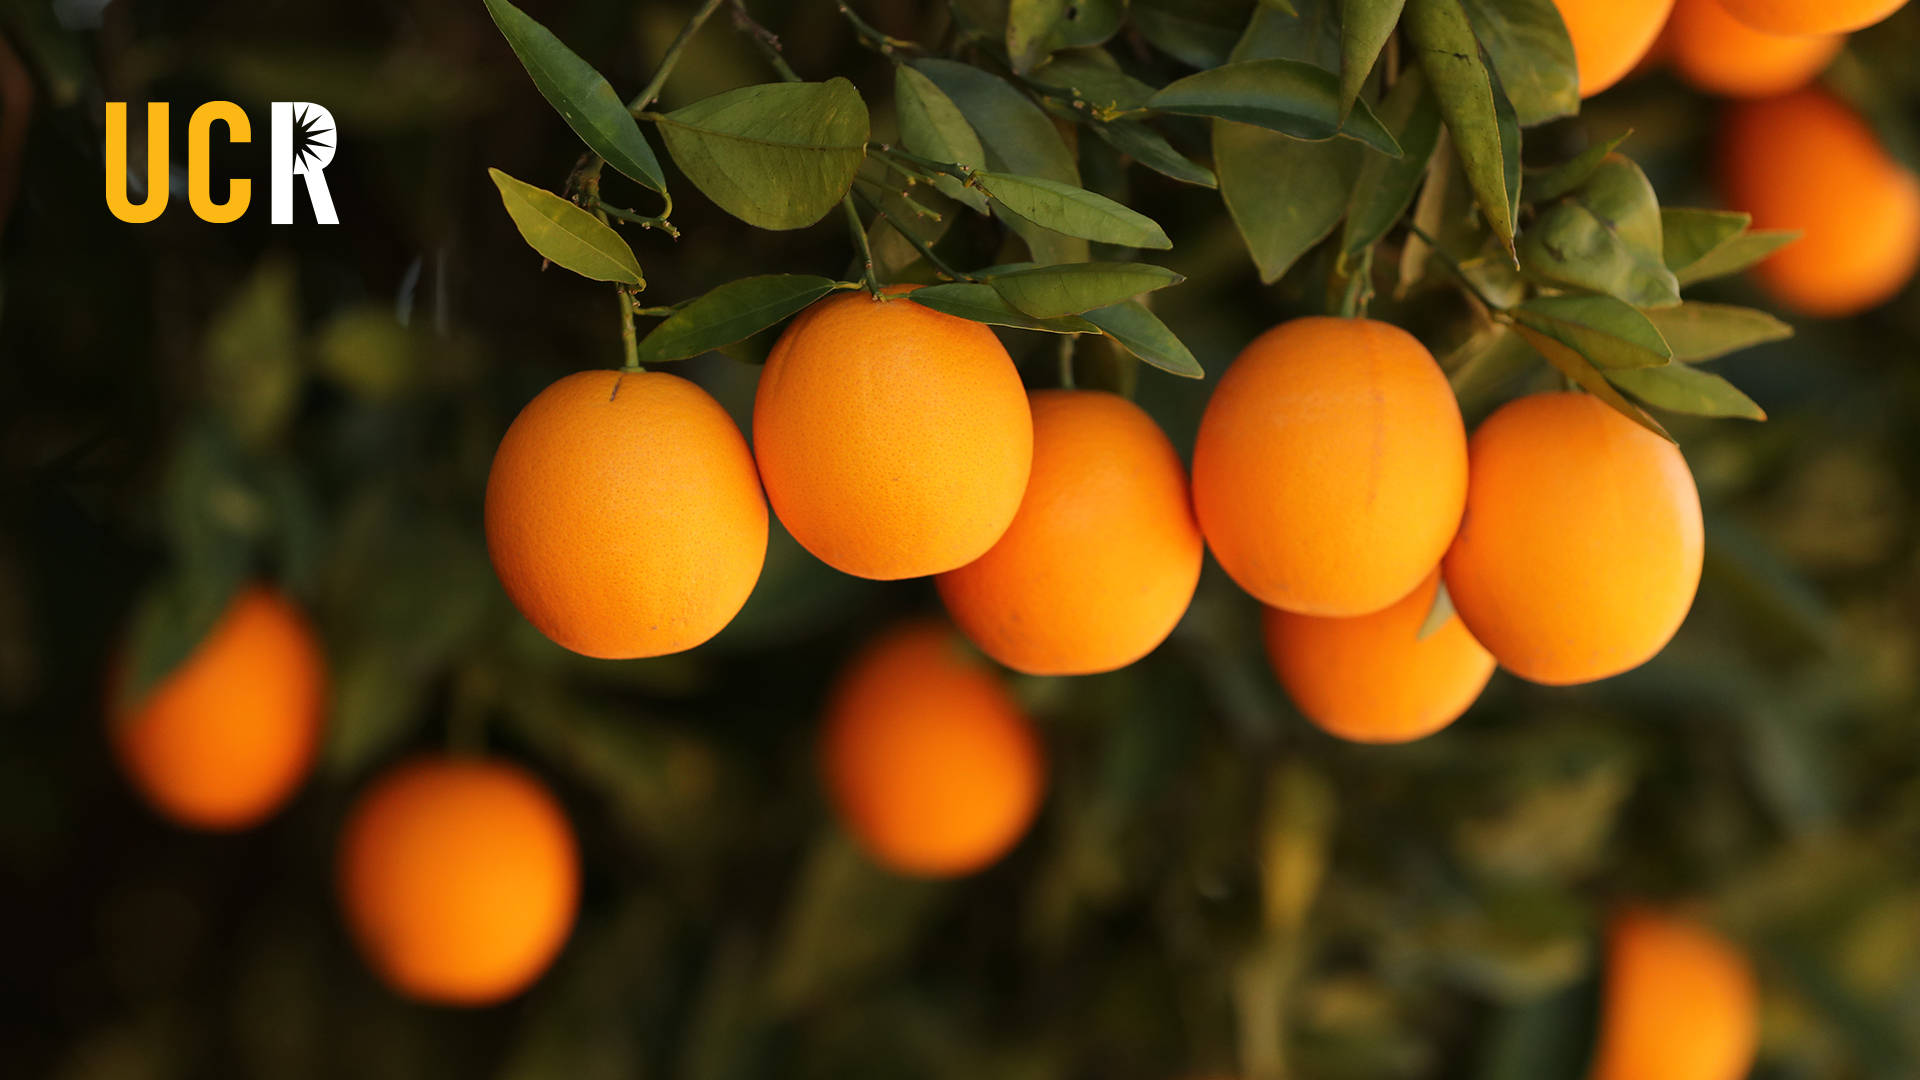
[4, 0, 1920, 1077]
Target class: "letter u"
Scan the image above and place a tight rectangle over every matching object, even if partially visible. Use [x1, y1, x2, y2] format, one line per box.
[105, 102, 169, 223]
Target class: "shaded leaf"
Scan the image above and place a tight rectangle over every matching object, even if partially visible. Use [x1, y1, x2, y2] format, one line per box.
[1459, 0, 1577, 127]
[636, 275, 841, 364]
[1049, 0, 1127, 48]
[1340, 0, 1408, 119]
[894, 66, 991, 212]
[912, 59, 1079, 182]
[978, 172, 1174, 249]
[120, 570, 247, 707]
[1643, 302, 1793, 363]
[1674, 230, 1798, 287]
[1660, 207, 1749, 273]
[1030, 51, 1158, 112]
[1520, 155, 1679, 307]
[1008, 0, 1072, 74]
[1528, 129, 1631, 203]
[204, 257, 301, 448]
[655, 79, 869, 230]
[1081, 301, 1205, 377]
[989, 262, 1184, 318]
[1406, 0, 1520, 252]
[1148, 59, 1403, 156]
[1093, 122, 1218, 187]
[1216, 121, 1359, 282]
[1514, 294, 1672, 369]
[488, 168, 644, 284]
[1132, 0, 1258, 68]
[1342, 69, 1443, 260]
[481, 0, 666, 193]
[1608, 363, 1767, 420]
[907, 281, 1103, 332]
[1512, 317, 1672, 440]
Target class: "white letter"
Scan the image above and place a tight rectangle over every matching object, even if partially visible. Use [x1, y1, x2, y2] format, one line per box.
[271, 101, 338, 224]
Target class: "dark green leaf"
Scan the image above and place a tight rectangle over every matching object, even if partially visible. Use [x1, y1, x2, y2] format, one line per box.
[1148, 59, 1403, 156]
[488, 168, 644, 285]
[1030, 51, 1158, 112]
[1339, 0, 1407, 118]
[1081, 301, 1204, 377]
[1342, 69, 1443, 260]
[1520, 155, 1680, 307]
[1511, 305, 1672, 440]
[1008, 0, 1072, 73]
[977, 172, 1174, 249]
[1528, 129, 1631, 203]
[481, 0, 666, 193]
[1216, 121, 1359, 282]
[1049, 0, 1127, 48]
[1093, 122, 1219, 187]
[1609, 364, 1766, 420]
[655, 79, 870, 230]
[1514, 294, 1672, 370]
[988, 262, 1184, 318]
[1459, 0, 1577, 127]
[907, 282, 1103, 332]
[1643, 302, 1793, 362]
[1406, 0, 1520, 252]
[894, 66, 991, 212]
[912, 59, 1079, 183]
[1132, 0, 1258, 68]
[636, 275, 841, 364]
[120, 570, 247, 707]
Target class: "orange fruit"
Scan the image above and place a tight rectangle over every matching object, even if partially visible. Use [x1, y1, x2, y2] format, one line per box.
[1663, 0, 1841, 98]
[1589, 909, 1759, 1080]
[820, 621, 1045, 877]
[1718, 87, 1920, 317]
[1191, 316, 1467, 618]
[1443, 393, 1703, 686]
[1263, 569, 1495, 744]
[935, 390, 1203, 676]
[337, 757, 580, 1006]
[753, 286, 1033, 580]
[110, 585, 325, 830]
[1715, 0, 1906, 34]
[485, 369, 768, 658]
[1553, 0, 1679, 97]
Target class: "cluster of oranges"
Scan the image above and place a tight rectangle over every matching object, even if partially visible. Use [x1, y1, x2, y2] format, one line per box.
[1560, 0, 1920, 316]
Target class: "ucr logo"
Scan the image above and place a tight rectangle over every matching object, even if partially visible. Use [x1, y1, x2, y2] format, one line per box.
[105, 101, 338, 224]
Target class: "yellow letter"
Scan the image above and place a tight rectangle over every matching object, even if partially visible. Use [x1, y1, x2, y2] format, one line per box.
[105, 102, 169, 223]
[188, 101, 251, 223]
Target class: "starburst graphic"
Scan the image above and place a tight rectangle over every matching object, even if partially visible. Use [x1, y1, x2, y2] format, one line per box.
[290, 105, 332, 170]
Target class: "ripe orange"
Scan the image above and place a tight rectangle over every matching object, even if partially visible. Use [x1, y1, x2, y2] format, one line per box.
[820, 621, 1045, 877]
[935, 390, 1203, 676]
[1718, 87, 1920, 317]
[753, 286, 1033, 581]
[1191, 316, 1467, 618]
[1715, 0, 1906, 34]
[485, 369, 768, 659]
[1263, 569, 1495, 744]
[337, 757, 580, 1006]
[1588, 909, 1759, 1080]
[1663, 0, 1841, 98]
[1443, 393, 1703, 686]
[1553, 0, 1679, 97]
[110, 585, 325, 830]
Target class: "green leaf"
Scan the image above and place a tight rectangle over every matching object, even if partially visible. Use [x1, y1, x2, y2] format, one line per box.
[1675, 230, 1798, 287]
[912, 59, 1079, 183]
[1459, 0, 1577, 127]
[1216, 120, 1359, 282]
[988, 262, 1184, 318]
[1081, 301, 1204, 377]
[1030, 51, 1159, 113]
[655, 79, 870, 230]
[1406, 0, 1520, 253]
[481, 0, 666, 193]
[894, 66, 991, 212]
[1513, 294, 1672, 369]
[1048, 0, 1127, 48]
[1147, 59, 1403, 155]
[1093, 122, 1218, 187]
[1528, 129, 1631, 203]
[907, 281, 1103, 333]
[1339, 0, 1407, 118]
[977, 172, 1174, 249]
[121, 570, 247, 707]
[1520, 155, 1680, 307]
[488, 168, 644, 285]
[1342, 69, 1443, 260]
[1416, 578, 1456, 640]
[204, 257, 301, 448]
[1132, 0, 1259, 68]
[636, 275, 840, 364]
[1642, 302, 1793, 362]
[1008, 0, 1072, 73]
[1609, 364, 1767, 420]
[1661, 207, 1748, 274]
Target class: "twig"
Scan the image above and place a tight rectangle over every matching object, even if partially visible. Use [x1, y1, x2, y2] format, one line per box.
[870, 144, 983, 188]
[1403, 222, 1507, 315]
[732, 0, 801, 81]
[617, 285, 643, 370]
[834, 0, 922, 56]
[843, 195, 882, 295]
[600, 203, 681, 238]
[630, 0, 729, 113]
[852, 188, 974, 282]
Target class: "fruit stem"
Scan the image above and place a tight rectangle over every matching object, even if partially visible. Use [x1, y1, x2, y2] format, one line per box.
[852, 188, 975, 282]
[618, 285, 644, 371]
[834, 0, 921, 56]
[843, 195, 883, 296]
[1057, 334, 1077, 389]
[629, 0, 729, 114]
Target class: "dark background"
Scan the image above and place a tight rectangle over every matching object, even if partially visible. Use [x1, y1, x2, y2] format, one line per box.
[2, 1, 1918, 1077]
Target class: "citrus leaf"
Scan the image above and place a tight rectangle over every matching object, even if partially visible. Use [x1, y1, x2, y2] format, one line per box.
[1416, 578, 1456, 640]
[1093, 121, 1218, 187]
[1339, 0, 1407, 118]
[988, 262, 1185, 318]
[1459, 0, 1577, 127]
[636, 275, 840, 364]
[911, 59, 1079, 183]
[481, 0, 666, 193]
[1674, 230, 1798, 287]
[1048, 0, 1127, 47]
[121, 570, 246, 706]
[1216, 120, 1359, 283]
[894, 66, 991, 212]
[907, 282, 1103, 332]
[488, 167, 644, 285]
[1528, 129, 1631, 203]
[977, 172, 1174, 249]
[655, 79, 870, 230]
[1406, 0, 1520, 253]
[1513, 294, 1672, 369]
[1514, 324, 1671, 440]
[1520, 155, 1680, 307]
[1083, 300, 1204, 377]
[1660, 207, 1749, 273]
[1607, 364, 1767, 420]
[1147, 59, 1404, 156]
[1030, 51, 1158, 112]
[1342, 69, 1443, 260]
[1132, 0, 1258, 68]
[1008, 0, 1072, 73]
[1642, 302, 1793, 363]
